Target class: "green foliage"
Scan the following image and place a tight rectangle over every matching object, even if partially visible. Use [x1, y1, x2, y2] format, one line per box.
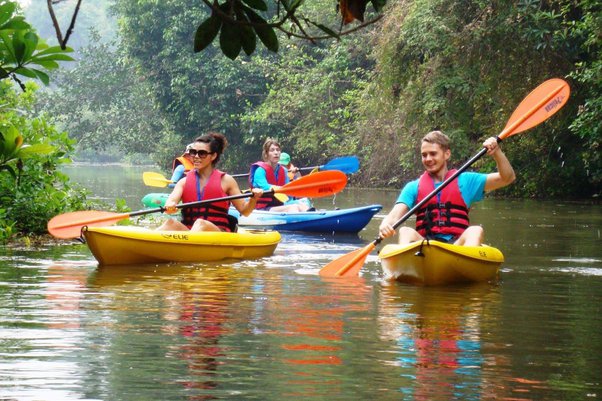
[193, 0, 388, 59]
[241, 35, 374, 166]
[0, 0, 74, 87]
[357, 0, 600, 197]
[36, 29, 180, 167]
[112, 0, 272, 170]
[0, 80, 93, 241]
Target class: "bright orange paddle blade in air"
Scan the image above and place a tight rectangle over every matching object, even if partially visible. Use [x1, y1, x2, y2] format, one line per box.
[319, 243, 376, 278]
[279, 170, 347, 198]
[500, 78, 570, 140]
[47, 210, 130, 239]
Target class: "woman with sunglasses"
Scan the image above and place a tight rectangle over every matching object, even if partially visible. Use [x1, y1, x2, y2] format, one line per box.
[157, 132, 263, 232]
[249, 138, 310, 212]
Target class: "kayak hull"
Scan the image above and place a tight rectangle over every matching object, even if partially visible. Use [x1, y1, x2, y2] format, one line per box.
[379, 240, 503, 286]
[142, 192, 382, 233]
[83, 226, 281, 266]
[230, 204, 383, 233]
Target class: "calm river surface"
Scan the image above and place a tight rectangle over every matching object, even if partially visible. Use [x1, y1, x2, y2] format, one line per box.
[1, 164, 601, 400]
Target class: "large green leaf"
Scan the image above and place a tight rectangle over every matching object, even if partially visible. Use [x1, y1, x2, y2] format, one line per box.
[30, 60, 59, 70]
[242, 6, 278, 52]
[22, 31, 38, 62]
[219, 21, 242, 60]
[0, 31, 17, 63]
[0, 17, 30, 31]
[0, 126, 22, 160]
[235, 8, 256, 56]
[29, 53, 75, 63]
[31, 68, 50, 85]
[18, 143, 56, 158]
[0, 2, 17, 27]
[13, 66, 36, 79]
[12, 30, 25, 63]
[194, 14, 222, 53]
[30, 45, 74, 57]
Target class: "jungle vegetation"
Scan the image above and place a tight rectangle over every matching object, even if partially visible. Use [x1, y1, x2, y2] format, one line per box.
[1, 0, 600, 239]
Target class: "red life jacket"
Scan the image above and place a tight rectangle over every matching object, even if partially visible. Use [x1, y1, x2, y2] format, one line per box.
[249, 162, 286, 210]
[181, 169, 235, 232]
[172, 155, 194, 172]
[415, 170, 470, 238]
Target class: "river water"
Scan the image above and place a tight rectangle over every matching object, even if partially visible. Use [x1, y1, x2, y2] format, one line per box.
[1, 164, 601, 400]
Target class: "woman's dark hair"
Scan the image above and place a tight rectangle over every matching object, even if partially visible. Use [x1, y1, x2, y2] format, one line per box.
[194, 132, 228, 165]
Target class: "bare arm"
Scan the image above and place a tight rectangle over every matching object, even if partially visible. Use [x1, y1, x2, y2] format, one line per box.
[223, 175, 262, 216]
[378, 202, 410, 239]
[483, 137, 516, 192]
[164, 178, 186, 214]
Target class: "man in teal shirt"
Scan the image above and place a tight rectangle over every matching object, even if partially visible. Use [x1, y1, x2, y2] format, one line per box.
[379, 131, 516, 246]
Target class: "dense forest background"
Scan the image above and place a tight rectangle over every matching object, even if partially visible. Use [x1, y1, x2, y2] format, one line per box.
[24, 0, 601, 199]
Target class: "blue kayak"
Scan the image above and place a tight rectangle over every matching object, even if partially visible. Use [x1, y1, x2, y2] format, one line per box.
[229, 204, 382, 233]
[142, 193, 382, 233]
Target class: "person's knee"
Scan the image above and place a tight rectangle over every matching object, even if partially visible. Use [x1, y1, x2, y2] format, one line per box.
[457, 225, 484, 246]
[398, 227, 421, 243]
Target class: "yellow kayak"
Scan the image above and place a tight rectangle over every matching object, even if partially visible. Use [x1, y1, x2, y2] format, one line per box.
[379, 240, 504, 285]
[82, 226, 281, 266]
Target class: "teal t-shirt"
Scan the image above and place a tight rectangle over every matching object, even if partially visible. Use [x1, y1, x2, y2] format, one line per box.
[251, 164, 290, 191]
[395, 171, 487, 241]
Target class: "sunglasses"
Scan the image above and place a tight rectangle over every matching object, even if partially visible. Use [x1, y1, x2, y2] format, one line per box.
[188, 149, 214, 158]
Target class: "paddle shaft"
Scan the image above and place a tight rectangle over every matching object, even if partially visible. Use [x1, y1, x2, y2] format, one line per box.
[49, 191, 266, 230]
[231, 165, 322, 178]
[326, 143, 492, 277]
[374, 143, 492, 247]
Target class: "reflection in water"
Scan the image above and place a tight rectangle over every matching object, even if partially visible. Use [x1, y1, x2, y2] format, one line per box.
[90, 264, 245, 400]
[246, 273, 373, 398]
[378, 284, 501, 400]
[1, 175, 601, 400]
[46, 263, 88, 329]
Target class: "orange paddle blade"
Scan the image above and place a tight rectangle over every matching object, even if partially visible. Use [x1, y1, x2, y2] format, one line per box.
[319, 243, 376, 278]
[47, 210, 130, 239]
[500, 78, 570, 140]
[279, 170, 347, 198]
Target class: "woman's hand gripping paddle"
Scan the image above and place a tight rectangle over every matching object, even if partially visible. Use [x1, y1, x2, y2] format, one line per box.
[48, 170, 348, 239]
[319, 78, 570, 278]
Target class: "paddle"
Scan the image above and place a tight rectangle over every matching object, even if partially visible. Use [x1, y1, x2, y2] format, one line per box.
[231, 155, 360, 178]
[48, 170, 348, 239]
[144, 156, 360, 185]
[143, 171, 173, 187]
[143, 171, 290, 203]
[319, 78, 570, 278]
